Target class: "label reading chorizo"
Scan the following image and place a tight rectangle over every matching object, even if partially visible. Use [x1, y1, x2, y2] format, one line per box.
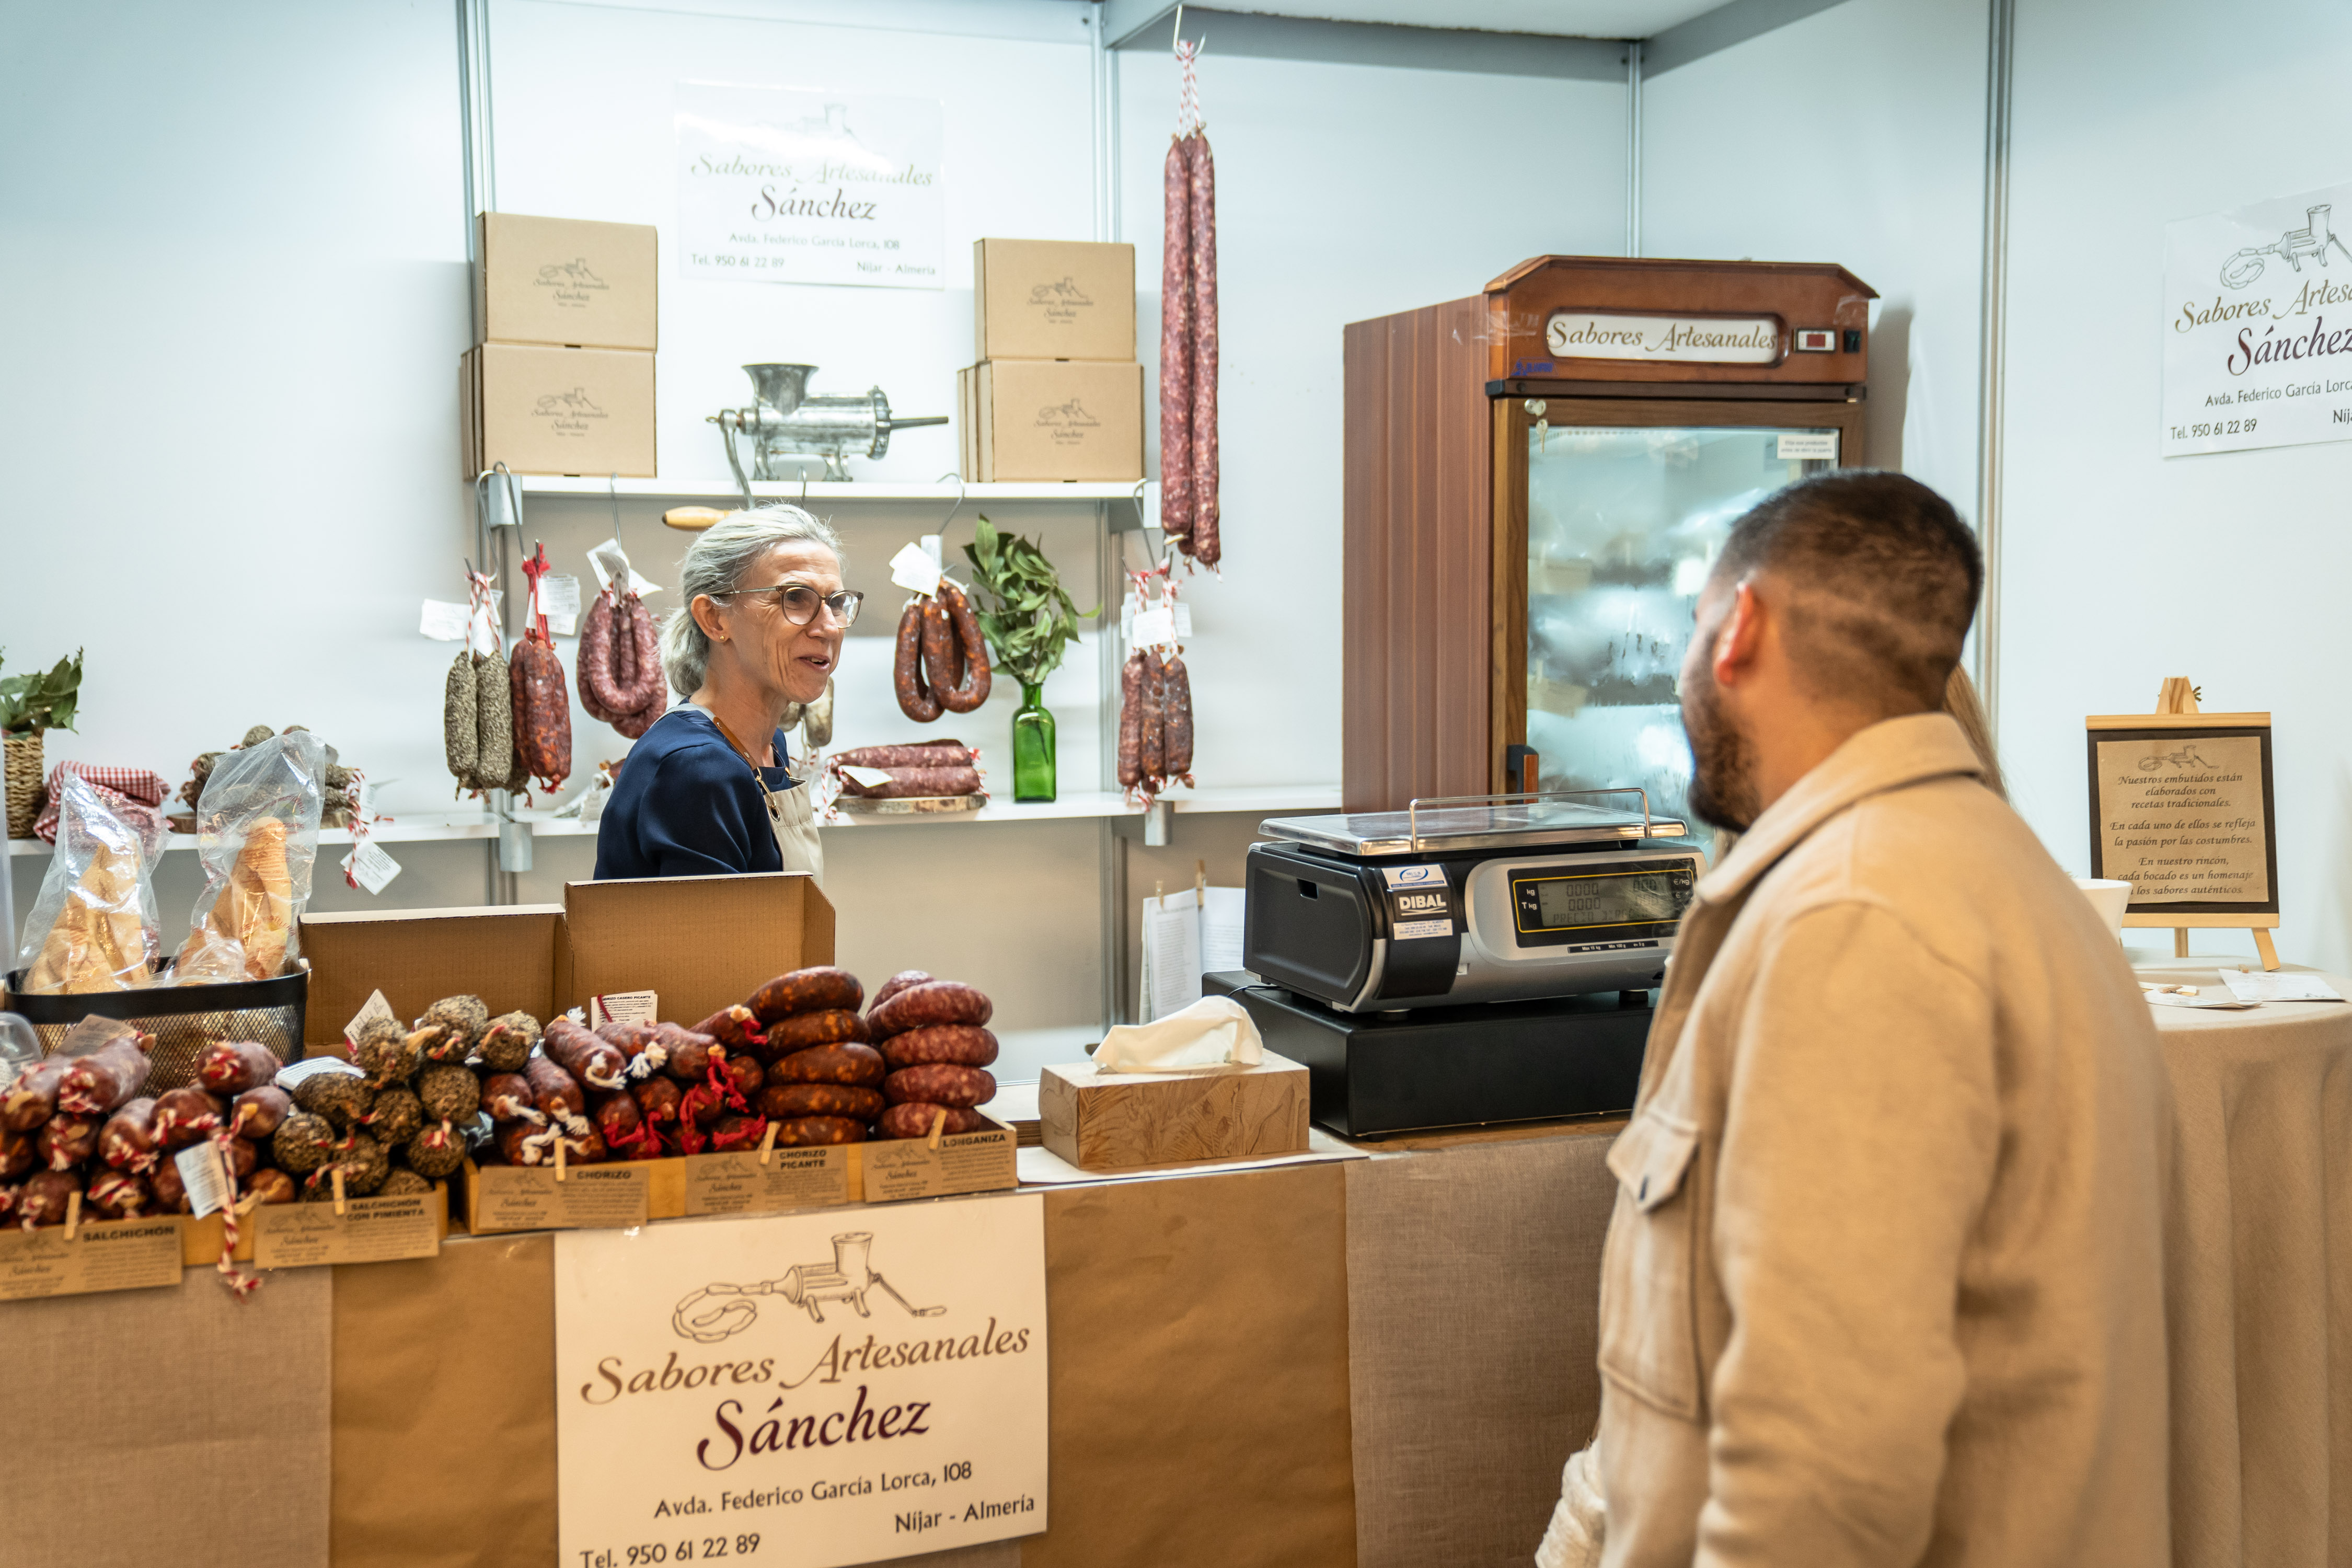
[0, 1216, 184, 1302]
[683, 1147, 854, 1216]
[253, 1188, 445, 1270]
[470, 1161, 652, 1232]
[860, 1125, 1016, 1204]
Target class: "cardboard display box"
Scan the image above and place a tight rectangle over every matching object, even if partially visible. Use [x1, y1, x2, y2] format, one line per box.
[461, 342, 655, 478]
[1039, 1053, 1311, 1171]
[476, 212, 658, 351]
[973, 237, 1136, 362]
[299, 874, 831, 1051]
[971, 358, 1144, 482]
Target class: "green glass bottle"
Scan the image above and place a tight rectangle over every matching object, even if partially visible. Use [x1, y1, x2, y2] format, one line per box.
[1012, 681, 1057, 802]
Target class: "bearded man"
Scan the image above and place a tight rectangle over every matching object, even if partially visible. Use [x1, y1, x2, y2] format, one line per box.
[1544, 470, 2170, 1568]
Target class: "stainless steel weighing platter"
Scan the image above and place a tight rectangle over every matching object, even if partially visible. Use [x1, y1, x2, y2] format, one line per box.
[1260, 797, 1687, 859]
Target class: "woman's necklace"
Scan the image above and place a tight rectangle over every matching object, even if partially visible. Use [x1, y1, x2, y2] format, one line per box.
[705, 711, 784, 820]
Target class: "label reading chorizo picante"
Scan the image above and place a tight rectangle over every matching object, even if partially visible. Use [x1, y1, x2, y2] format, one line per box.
[684, 1148, 854, 1217]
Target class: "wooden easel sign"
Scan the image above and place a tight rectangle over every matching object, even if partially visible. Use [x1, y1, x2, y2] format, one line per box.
[2085, 678, 2281, 969]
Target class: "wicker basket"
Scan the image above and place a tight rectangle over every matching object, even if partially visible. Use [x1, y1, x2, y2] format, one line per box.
[4, 731, 41, 839]
[4, 966, 309, 1089]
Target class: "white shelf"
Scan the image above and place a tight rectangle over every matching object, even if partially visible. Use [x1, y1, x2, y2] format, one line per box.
[4, 790, 1343, 857]
[518, 476, 1141, 504]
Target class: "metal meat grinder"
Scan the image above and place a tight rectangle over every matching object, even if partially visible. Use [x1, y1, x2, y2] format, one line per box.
[710, 362, 948, 493]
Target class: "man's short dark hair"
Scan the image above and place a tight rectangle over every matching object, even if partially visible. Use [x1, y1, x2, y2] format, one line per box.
[1713, 469, 1981, 714]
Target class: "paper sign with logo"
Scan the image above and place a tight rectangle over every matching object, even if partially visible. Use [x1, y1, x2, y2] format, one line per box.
[677, 84, 943, 290]
[2164, 179, 2352, 456]
[555, 1193, 1046, 1567]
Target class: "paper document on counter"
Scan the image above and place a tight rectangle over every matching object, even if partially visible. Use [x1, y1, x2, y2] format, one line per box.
[1139, 885, 1247, 1021]
[2217, 969, 2345, 1003]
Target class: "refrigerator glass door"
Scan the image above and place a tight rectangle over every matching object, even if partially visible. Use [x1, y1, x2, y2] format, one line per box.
[1524, 425, 1836, 852]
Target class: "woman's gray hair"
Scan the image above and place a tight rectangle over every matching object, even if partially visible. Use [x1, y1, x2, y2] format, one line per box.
[660, 505, 845, 697]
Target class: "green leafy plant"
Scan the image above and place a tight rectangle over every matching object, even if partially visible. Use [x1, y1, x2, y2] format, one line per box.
[961, 516, 1096, 687]
[0, 648, 82, 737]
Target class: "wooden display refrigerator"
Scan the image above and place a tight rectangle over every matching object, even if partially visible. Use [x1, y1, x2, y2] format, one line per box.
[1342, 256, 1876, 848]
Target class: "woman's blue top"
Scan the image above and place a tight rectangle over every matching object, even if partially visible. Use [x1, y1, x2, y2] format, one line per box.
[593, 707, 797, 879]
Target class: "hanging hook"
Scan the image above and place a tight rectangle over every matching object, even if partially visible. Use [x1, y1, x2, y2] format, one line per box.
[608, 471, 623, 555]
[1172, 3, 1183, 49]
[936, 471, 967, 538]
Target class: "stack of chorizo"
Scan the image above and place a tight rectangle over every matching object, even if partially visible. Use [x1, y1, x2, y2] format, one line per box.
[579, 586, 667, 739]
[893, 582, 991, 722]
[828, 740, 985, 801]
[1159, 44, 1220, 568]
[866, 976, 998, 1138]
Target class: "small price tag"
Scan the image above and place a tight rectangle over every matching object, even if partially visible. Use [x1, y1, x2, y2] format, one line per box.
[839, 765, 894, 789]
[177, 1142, 233, 1220]
[1174, 603, 1193, 638]
[419, 600, 471, 641]
[342, 839, 403, 895]
[889, 541, 944, 597]
[587, 539, 662, 598]
[1777, 431, 1840, 461]
[588, 990, 659, 1028]
[344, 989, 398, 1050]
[1130, 605, 1176, 648]
[539, 573, 583, 636]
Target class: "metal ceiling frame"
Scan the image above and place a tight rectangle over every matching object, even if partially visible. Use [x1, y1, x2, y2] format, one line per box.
[1098, 0, 1851, 76]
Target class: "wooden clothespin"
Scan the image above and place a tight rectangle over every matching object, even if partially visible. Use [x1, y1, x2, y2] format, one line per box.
[555, 1136, 568, 1182]
[758, 1120, 779, 1167]
[1195, 858, 1207, 903]
[64, 1190, 82, 1241]
[927, 1108, 948, 1150]
[331, 1166, 348, 1217]
[2156, 677, 2201, 714]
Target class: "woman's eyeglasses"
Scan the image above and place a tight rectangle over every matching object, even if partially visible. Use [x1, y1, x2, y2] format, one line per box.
[709, 583, 865, 627]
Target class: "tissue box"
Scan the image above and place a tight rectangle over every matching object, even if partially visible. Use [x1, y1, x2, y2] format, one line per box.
[1038, 1052, 1310, 1171]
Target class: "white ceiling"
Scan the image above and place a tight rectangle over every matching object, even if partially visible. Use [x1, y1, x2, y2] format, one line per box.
[1201, 1, 1730, 38]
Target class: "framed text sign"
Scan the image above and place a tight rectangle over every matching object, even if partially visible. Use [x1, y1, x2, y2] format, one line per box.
[2085, 702, 2279, 966]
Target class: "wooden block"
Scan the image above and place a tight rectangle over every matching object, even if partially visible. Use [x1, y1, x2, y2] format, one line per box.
[1039, 1053, 1310, 1171]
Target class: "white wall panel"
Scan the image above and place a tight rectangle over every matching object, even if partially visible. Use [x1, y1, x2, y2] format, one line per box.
[1114, 45, 1629, 787]
[1998, 0, 2352, 970]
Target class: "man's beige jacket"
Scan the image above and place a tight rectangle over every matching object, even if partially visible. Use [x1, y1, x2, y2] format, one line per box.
[1596, 713, 2170, 1568]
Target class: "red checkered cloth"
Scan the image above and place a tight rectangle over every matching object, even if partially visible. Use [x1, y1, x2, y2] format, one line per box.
[32, 762, 170, 845]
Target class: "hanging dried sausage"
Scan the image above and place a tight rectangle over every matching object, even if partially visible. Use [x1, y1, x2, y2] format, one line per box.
[894, 601, 944, 722]
[1160, 133, 1195, 544]
[1118, 650, 1146, 789]
[1189, 131, 1221, 568]
[936, 581, 992, 714]
[920, 596, 959, 708]
[1138, 650, 1166, 780]
[1161, 651, 1194, 779]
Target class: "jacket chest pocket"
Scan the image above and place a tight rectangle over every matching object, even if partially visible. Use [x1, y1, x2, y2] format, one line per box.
[1598, 1105, 1704, 1421]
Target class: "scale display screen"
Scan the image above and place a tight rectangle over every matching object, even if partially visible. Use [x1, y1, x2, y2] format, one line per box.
[1510, 862, 1694, 947]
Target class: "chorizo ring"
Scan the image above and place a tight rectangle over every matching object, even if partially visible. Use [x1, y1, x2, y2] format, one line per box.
[877, 1103, 988, 1140]
[867, 980, 993, 1040]
[758, 1082, 886, 1122]
[770, 1042, 886, 1088]
[882, 1025, 999, 1070]
[896, 601, 944, 722]
[936, 581, 992, 714]
[882, 1064, 995, 1109]
[747, 966, 865, 1024]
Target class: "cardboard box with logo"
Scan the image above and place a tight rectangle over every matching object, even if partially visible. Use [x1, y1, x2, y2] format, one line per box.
[476, 212, 658, 351]
[973, 238, 1135, 362]
[969, 358, 1144, 482]
[460, 341, 656, 478]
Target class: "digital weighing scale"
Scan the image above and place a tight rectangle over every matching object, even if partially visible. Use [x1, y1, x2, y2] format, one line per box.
[1229, 792, 1703, 1137]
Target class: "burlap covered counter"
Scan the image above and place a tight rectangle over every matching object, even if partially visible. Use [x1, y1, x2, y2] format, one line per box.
[328, 1165, 1358, 1568]
[2146, 967, 2352, 1568]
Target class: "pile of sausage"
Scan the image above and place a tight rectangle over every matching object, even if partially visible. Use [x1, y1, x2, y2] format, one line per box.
[468, 965, 997, 1163]
[442, 540, 573, 797]
[1117, 647, 1195, 798]
[578, 584, 666, 739]
[0, 1029, 335, 1226]
[1159, 90, 1220, 567]
[828, 740, 984, 800]
[893, 582, 991, 723]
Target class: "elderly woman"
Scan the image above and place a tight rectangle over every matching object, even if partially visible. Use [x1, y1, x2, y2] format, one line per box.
[594, 506, 859, 884]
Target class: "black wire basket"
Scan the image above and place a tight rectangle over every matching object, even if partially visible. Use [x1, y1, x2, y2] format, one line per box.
[4, 965, 309, 1091]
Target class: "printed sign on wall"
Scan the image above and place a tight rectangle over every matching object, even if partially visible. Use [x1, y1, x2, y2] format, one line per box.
[555, 1194, 1045, 1568]
[677, 84, 943, 289]
[2164, 179, 2352, 455]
